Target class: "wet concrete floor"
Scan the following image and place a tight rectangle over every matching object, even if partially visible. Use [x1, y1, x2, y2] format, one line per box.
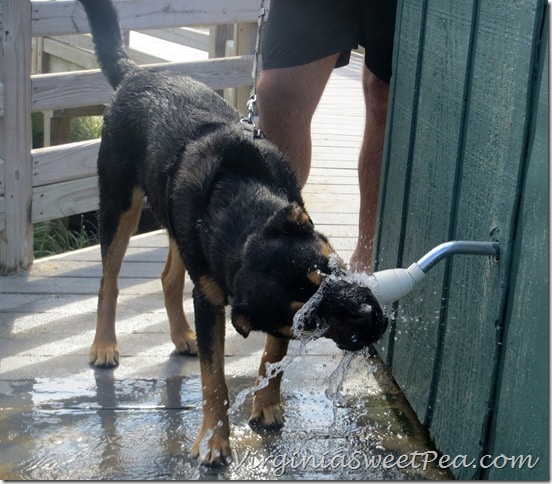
[0, 322, 450, 480]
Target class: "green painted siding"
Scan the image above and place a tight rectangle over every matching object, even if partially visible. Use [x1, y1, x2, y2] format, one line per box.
[485, 15, 549, 480]
[375, 0, 548, 479]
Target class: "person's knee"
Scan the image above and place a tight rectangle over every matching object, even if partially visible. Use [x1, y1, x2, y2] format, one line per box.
[363, 69, 390, 118]
[257, 70, 297, 110]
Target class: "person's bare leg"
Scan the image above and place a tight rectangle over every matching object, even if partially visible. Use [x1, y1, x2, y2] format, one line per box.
[256, 54, 339, 187]
[350, 67, 390, 273]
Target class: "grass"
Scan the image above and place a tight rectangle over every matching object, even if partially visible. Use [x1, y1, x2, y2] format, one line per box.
[34, 216, 99, 259]
[70, 115, 103, 141]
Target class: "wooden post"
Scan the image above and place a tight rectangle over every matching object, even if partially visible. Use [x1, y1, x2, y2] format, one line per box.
[233, 22, 256, 116]
[209, 25, 234, 58]
[0, 0, 33, 274]
[209, 24, 234, 100]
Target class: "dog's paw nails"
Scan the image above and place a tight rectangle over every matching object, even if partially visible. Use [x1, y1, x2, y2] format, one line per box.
[89, 345, 119, 368]
[173, 330, 198, 356]
[248, 403, 285, 431]
[191, 431, 232, 466]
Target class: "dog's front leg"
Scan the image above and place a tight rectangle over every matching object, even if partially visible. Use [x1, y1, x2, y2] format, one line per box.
[190, 286, 231, 465]
[249, 335, 289, 430]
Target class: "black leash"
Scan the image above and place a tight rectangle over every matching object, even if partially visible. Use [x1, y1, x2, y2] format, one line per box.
[240, 0, 266, 140]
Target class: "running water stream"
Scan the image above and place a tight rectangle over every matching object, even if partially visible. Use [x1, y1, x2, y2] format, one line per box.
[227, 328, 327, 417]
[228, 265, 383, 420]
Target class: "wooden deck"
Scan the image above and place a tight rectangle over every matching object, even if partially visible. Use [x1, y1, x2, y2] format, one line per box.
[0, 53, 365, 376]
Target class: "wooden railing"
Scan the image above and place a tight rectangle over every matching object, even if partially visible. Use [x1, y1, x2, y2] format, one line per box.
[0, 0, 261, 274]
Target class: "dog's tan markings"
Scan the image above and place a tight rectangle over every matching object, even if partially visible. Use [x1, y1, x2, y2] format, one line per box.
[192, 311, 231, 465]
[275, 326, 292, 338]
[198, 275, 226, 306]
[249, 335, 290, 429]
[290, 301, 305, 313]
[319, 240, 334, 259]
[162, 237, 198, 355]
[307, 269, 324, 287]
[231, 313, 253, 338]
[319, 240, 347, 270]
[91, 188, 144, 367]
[288, 203, 311, 226]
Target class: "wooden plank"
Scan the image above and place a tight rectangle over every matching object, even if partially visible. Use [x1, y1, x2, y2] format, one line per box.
[428, 1, 543, 478]
[31, 56, 254, 112]
[0, 158, 4, 195]
[1, 274, 161, 295]
[32, 0, 260, 37]
[303, 183, 359, 196]
[0, 81, 4, 117]
[32, 69, 109, 113]
[32, 177, 99, 224]
[485, 12, 548, 480]
[0, 195, 5, 232]
[233, 22, 255, 113]
[374, 0, 427, 365]
[22, 259, 167, 280]
[43, 36, 101, 70]
[143, 27, 209, 51]
[32, 139, 99, 187]
[44, 55, 89, 75]
[209, 24, 234, 58]
[387, 0, 475, 430]
[0, 0, 33, 275]
[44, 35, 165, 69]
[52, 105, 105, 118]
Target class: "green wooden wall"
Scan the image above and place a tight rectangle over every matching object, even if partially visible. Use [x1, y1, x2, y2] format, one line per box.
[375, 0, 548, 479]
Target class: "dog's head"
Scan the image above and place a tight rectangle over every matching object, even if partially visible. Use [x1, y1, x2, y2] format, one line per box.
[292, 274, 388, 351]
[230, 203, 387, 351]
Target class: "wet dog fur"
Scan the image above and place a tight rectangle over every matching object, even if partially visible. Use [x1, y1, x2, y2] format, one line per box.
[78, 0, 386, 465]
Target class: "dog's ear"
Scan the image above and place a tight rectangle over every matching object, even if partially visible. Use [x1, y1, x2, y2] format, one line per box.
[231, 309, 253, 338]
[220, 140, 268, 180]
[230, 265, 258, 338]
[231, 264, 295, 338]
[264, 203, 314, 235]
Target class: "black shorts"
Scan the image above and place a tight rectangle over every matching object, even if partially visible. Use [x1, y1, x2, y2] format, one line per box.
[261, 0, 397, 83]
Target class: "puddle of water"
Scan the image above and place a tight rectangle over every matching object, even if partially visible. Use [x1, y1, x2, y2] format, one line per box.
[0, 357, 449, 480]
[0, 375, 204, 480]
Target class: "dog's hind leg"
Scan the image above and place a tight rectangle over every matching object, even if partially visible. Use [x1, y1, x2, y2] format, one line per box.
[248, 335, 289, 430]
[90, 187, 144, 367]
[161, 237, 198, 355]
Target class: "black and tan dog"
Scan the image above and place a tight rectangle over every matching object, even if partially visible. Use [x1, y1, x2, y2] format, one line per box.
[78, 0, 387, 465]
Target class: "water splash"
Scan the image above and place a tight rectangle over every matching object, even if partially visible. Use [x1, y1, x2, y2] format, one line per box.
[227, 338, 311, 417]
[229, 302, 331, 418]
[325, 350, 356, 406]
[291, 281, 329, 338]
[196, 427, 214, 463]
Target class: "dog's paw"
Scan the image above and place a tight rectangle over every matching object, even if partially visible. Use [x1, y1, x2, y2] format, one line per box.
[173, 330, 198, 356]
[248, 402, 285, 431]
[89, 343, 119, 367]
[191, 426, 232, 466]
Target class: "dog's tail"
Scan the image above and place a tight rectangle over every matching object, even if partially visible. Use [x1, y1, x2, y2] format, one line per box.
[78, 0, 137, 89]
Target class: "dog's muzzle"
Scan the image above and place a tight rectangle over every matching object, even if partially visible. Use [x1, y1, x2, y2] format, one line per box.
[293, 275, 388, 351]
